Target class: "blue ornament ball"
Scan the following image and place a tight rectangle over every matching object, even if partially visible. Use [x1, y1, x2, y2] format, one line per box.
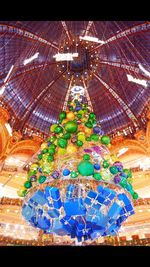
[63, 169, 70, 176]
[120, 172, 127, 178]
[47, 141, 52, 147]
[94, 164, 101, 170]
[126, 184, 133, 191]
[76, 105, 82, 111]
[114, 175, 121, 184]
[52, 171, 59, 179]
[93, 126, 101, 134]
[113, 162, 123, 172]
[30, 175, 37, 182]
[117, 166, 123, 172]
[38, 167, 43, 173]
[99, 130, 104, 136]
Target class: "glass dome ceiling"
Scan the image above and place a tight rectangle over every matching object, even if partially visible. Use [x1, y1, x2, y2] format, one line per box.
[0, 21, 150, 136]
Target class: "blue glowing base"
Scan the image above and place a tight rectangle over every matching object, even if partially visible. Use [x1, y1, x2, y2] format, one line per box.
[22, 180, 134, 242]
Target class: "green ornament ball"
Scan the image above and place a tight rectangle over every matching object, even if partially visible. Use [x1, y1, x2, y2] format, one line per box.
[43, 148, 48, 154]
[85, 122, 93, 129]
[89, 112, 96, 119]
[119, 178, 127, 188]
[48, 148, 55, 155]
[86, 137, 91, 141]
[49, 144, 56, 149]
[88, 118, 94, 124]
[50, 136, 57, 143]
[24, 181, 32, 189]
[76, 140, 83, 147]
[102, 160, 110, 168]
[57, 137, 68, 148]
[59, 111, 66, 120]
[58, 119, 62, 124]
[70, 171, 78, 178]
[38, 175, 47, 184]
[65, 121, 78, 133]
[91, 134, 99, 141]
[22, 190, 27, 197]
[109, 166, 119, 174]
[47, 155, 54, 162]
[77, 114, 82, 119]
[54, 126, 63, 134]
[132, 192, 138, 199]
[93, 173, 102, 180]
[83, 154, 90, 160]
[38, 154, 43, 160]
[63, 132, 71, 139]
[93, 119, 97, 126]
[77, 161, 94, 176]
[101, 135, 111, 145]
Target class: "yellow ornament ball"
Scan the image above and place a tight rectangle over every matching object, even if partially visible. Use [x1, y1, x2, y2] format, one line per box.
[40, 142, 48, 150]
[17, 187, 26, 197]
[78, 110, 84, 115]
[42, 154, 48, 161]
[77, 131, 85, 136]
[62, 119, 68, 124]
[104, 155, 111, 161]
[84, 127, 92, 136]
[30, 163, 38, 170]
[70, 102, 74, 107]
[57, 147, 67, 155]
[100, 169, 112, 181]
[78, 133, 86, 142]
[66, 144, 78, 154]
[50, 124, 58, 133]
[54, 139, 58, 145]
[82, 117, 87, 123]
[42, 164, 51, 174]
[49, 162, 55, 170]
[66, 112, 75, 120]
[111, 154, 119, 162]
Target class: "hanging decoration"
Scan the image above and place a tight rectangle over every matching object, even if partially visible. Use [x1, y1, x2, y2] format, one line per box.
[19, 93, 138, 243]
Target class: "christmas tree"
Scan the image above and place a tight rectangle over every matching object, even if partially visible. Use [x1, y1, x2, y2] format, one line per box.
[19, 93, 138, 242]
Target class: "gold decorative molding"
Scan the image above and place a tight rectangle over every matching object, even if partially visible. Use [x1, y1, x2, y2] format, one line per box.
[8, 139, 40, 155]
[0, 197, 23, 206]
[147, 109, 150, 120]
[0, 107, 10, 122]
[0, 123, 41, 163]
[32, 134, 43, 143]
[111, 120, 150, 156]
[0, 123, 10, 160]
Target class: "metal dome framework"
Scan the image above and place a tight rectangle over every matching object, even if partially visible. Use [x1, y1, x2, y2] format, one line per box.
[0, 21, 150, 136]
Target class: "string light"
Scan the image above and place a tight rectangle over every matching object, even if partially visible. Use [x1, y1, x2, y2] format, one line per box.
[23, 52, 39, 65]
[127, 74, 148, 87]
[79, 36, 105, 44]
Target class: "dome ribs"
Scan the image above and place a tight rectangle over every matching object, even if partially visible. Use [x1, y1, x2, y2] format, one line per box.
[90, 22, 150, 52]
[93, 72, 138, 127]
[14, 70, 66, 131]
